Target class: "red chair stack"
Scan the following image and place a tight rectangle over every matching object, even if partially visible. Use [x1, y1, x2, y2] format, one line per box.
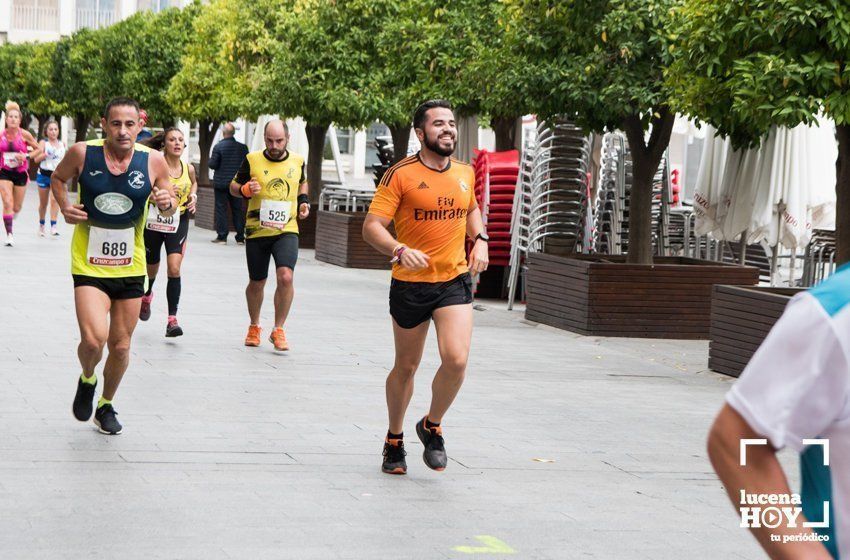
[471, 149, 520, 266]
[467, 150, 520, 298]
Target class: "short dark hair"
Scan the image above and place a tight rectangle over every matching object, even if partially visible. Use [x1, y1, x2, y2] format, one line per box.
[103, 97, 141, 120]
[413, 99, 453, 130]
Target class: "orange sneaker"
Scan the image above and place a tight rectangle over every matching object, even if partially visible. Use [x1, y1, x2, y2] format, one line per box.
[244, 325, 262, 347]
[269, 327, 289, 351]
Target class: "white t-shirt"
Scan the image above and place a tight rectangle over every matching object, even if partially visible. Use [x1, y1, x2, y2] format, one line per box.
[727, 267, 850, 558]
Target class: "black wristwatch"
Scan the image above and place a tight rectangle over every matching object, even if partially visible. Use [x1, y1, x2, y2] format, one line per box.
[475, 232, 489, 243]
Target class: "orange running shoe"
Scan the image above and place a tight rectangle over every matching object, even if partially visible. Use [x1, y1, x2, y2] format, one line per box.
[244, 325, 262, 347]
[269, 327, 289, 351]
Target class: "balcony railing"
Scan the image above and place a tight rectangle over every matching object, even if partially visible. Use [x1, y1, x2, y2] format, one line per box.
[75, 8, 117, 30]
[11, 4, 60, 32]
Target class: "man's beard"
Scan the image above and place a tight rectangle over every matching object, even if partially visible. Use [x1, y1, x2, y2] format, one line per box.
[267, 148, 286, 159]
[424, 134, 455, 157]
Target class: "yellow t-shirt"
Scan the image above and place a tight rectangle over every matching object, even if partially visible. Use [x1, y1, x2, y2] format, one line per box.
[368, 154, 477, 283]
[234, 150, 306, 239]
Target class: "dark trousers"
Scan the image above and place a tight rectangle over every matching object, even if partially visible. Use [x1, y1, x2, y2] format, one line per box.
[214, 187, 245, 241]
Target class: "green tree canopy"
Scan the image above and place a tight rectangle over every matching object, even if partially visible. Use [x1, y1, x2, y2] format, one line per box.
[506, 0, 681, 264]
[668, 0, 850, 263]
[167, 0, 262, 182]
[104, 5, 199, 127]
[251, 0, 381, 194]
[371, 0, 495, 159]
[52, 28, 115, 141]
[0, 41, 63, 130]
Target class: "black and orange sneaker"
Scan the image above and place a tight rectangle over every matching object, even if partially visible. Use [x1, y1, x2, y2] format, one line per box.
[382, 438, 407, 475]
[416, 416, 447, 471]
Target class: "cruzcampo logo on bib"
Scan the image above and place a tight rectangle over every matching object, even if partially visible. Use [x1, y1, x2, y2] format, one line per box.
[94, 192, 133, 215]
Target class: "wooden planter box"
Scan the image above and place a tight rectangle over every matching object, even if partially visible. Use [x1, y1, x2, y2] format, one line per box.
[709, 285, 800, 377]
[194, 184, 225, 231]
[298, 204, 317, 249]
[315, 210, 391, 269]
[524, 254, 760, 339]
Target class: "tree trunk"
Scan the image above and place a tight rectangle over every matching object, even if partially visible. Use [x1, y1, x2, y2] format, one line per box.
[835, 124, 850, 266]
[197, 119, 220, 184]
[32, 113, 48, 137]
[388, 124, 412, 164]
[621, 108, 676, 265]
[305, 123, 328, 205]
[492, 115, 518, 152]
[625, 157, 656, 264]
[74, 115, 89, 143]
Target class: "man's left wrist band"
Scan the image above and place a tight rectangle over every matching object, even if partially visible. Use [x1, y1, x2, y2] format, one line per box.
[298, 194, 309, 206]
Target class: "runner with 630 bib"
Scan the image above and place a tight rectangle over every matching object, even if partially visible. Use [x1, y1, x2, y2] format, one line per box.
[50, 97, 176, 435]
[139, 128, 198, 337]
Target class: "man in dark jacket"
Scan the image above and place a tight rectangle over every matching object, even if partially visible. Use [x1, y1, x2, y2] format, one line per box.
[208, 123, 249, 244]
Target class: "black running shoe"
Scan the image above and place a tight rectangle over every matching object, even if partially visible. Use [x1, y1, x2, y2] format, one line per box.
[72, 376, 97, 421]
[416, 417, 447, 471]
[165, 318, 183, 337]
[94, 404, 123, 435]
[382, 439, 407, 475]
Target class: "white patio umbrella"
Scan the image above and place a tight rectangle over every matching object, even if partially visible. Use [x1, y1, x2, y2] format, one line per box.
[696, 121, 836, 246]
[694, 120, 837, 282]
[719, 138, 773, 244]
[693, 126, 733, 237]
[749, 120, 836, 250]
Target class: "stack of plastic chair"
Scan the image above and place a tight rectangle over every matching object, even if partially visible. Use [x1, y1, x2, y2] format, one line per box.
[593, 131, 672, 256]
[667, 207, 696, 256]
[506, 133, 535, 310]
[594, 132, 628, 254]
[507, 118, 593, 309]
[472, 149, 520, 267]
[527, 118, 592, 256]
[801, 229, 836, 286]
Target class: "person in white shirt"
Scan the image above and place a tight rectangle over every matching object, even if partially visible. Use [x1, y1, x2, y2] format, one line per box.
[33, 119, 66, 237]
[708, 265, 850, 559]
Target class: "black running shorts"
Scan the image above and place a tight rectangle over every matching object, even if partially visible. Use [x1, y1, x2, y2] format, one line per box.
[144, 212, 189, 265]
[246, 233, 299, 281]
[0, 168, 28, 186]
[389, 272, 473, 329]
[72, 275, 146, 300]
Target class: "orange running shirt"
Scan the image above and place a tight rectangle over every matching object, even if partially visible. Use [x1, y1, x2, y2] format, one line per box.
[368, 154, 477, 283]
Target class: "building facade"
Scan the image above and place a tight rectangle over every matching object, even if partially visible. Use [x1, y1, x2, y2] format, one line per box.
[0, 0, 183, 44]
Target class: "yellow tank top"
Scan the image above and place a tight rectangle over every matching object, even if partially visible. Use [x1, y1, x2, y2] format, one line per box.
[171, 160, 191, 213]
[244, 150, 304, 239]
[71, 141, 151, 278]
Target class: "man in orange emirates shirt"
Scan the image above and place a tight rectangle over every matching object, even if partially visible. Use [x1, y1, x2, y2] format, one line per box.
[363, 99, 489, 475]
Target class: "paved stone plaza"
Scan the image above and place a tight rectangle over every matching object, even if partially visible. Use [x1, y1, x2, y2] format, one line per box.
[0, 189, 788, 559]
